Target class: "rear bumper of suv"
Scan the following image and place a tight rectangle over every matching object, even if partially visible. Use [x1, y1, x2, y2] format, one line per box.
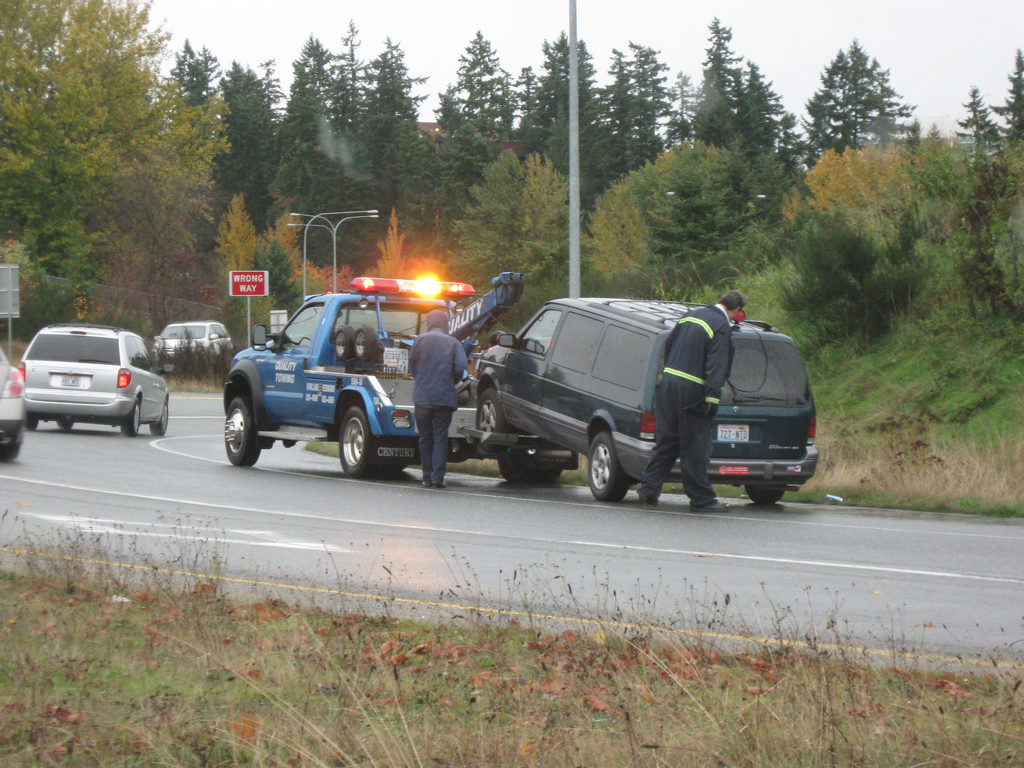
[617, 433, 818, 489]
[710, 445, 819, 488]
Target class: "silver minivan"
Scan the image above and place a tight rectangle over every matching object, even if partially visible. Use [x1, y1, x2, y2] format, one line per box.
[21, 324, 170, 436]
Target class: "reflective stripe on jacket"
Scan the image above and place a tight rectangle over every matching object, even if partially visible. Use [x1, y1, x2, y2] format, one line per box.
[660, 305, 733, 409]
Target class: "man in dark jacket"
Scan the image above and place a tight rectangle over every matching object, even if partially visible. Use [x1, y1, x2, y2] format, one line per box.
[637, 290, 746, 512]
[410, 309, 468, 488]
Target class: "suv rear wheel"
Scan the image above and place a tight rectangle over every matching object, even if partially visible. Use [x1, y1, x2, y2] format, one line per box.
[746, 485, 785, 505]
[587, 431, 630, 502]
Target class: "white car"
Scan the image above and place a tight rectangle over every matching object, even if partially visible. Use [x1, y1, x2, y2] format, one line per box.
[154, 321, 232, 355]
[21, 324, 169, 436]
[0, 345, 25, 460]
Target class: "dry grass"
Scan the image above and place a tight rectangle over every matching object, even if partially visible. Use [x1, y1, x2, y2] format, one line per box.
[0, 557, 1021, 768]
[807, 420, 1024, 514]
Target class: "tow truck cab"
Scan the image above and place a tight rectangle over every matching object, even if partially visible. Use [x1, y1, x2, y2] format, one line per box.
[223, 273, 533, 478]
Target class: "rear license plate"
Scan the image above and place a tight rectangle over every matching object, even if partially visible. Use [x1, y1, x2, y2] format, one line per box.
[61, 375, 82, 387]
[717, 424, 749, 442]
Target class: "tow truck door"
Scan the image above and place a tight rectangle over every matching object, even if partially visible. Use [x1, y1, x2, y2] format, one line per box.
[262, 302, 325, 425]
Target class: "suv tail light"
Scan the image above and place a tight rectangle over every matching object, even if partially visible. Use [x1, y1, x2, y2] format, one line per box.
[640, 411, 656, 440]
[807, 417, 816, 444]
[117, 368, 132, 388]
[3, 367, 23, 398]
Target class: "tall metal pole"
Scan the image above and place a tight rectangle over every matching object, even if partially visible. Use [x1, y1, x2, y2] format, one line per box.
[568, 0, 581, 299]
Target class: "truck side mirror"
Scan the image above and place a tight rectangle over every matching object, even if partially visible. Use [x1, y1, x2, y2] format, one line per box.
[251, 324, 267, 348]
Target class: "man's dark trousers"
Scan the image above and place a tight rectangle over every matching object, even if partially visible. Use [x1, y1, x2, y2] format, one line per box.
[638, 376, 716, 506]
[415, 404, 454, 485]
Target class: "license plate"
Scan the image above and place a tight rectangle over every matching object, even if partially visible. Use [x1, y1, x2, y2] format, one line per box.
[717, 424, 749, 442]
[61, 375, 82, 387]
[382, 347, 409, 374]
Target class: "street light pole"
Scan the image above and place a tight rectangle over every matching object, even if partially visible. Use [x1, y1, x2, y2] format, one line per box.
[288, 209, 379, 295]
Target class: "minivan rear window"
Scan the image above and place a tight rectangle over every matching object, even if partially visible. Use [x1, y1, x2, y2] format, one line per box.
[722, 337, 811, 405]
[592, 325, 649, 389]
[26, 334, 120, 365]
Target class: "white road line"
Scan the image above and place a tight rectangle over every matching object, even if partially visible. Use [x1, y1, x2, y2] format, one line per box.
[148, 435, 1024, 544]
[4, 472, 1020, 586]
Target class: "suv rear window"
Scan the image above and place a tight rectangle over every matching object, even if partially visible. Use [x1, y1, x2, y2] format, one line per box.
[26, 334, 120, 365]
[722, 337, 811, 406]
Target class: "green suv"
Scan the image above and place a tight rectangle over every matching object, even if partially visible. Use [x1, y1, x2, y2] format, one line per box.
[474, 298, 817, 504]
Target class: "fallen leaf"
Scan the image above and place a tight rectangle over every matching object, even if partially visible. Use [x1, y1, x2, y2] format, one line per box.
[230, 712, 260, 741]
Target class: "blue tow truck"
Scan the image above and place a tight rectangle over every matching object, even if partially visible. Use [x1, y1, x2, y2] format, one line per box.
[222, 272, 575, 479]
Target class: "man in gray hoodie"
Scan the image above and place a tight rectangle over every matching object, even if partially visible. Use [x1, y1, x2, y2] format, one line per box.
[410, 309, 468, 488]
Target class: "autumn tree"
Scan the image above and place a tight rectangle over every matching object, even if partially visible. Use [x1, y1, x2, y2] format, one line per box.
[587, 142, 765, 299]
[451, 152, 568, 313]
[0, 0, 218, 284]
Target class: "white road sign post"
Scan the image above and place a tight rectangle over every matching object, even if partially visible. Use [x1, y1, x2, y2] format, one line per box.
[0, 264, 19, 358]
[229, 270, 269, 341]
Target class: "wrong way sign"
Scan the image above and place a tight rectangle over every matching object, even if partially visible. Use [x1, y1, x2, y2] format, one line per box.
[229, 270, 269, 297]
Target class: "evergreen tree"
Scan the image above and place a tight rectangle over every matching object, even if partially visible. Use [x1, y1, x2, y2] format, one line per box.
[530, 34, 610, 205]
[957, 86, 1001, 152]
[598, 43, 671, 180]
[273, 38, 357, 221]
[254, 237, 301, 312]
[450, 32, 514, 139]
[329, 21, 365, 135]
[692, 18, 743, 149]
[218, 62, 280, 230]
[361, 39, 432, 246]
[690, 19, 799, 176]
[666, 72, 697, 147]
[993, 49, 1024, 143]
[512, 66, 543, 148]
[804, 40, 914, 160]
[171, 41, 220, 107]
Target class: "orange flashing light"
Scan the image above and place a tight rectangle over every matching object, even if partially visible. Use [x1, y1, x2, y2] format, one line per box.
[350, 276, 475, 297]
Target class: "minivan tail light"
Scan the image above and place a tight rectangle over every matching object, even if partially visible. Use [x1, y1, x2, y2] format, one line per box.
[807, 417, 816, 444]
[640, 411, 656, 440]
[117, 368, 132, 388]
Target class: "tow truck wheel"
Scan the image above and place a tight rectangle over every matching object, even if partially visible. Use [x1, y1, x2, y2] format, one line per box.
[339, 405, 377, 478]
[587, 431, 630, 502]
[225, 396, 261, 466]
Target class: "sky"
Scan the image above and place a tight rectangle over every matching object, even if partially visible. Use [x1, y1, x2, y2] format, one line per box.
[147, 0, 1023, 135]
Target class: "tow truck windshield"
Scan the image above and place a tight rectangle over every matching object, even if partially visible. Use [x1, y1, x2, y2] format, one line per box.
[335, 305, 438, 339]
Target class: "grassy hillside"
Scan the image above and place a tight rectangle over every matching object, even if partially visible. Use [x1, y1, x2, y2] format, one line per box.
[775, 295, 1024, 515]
